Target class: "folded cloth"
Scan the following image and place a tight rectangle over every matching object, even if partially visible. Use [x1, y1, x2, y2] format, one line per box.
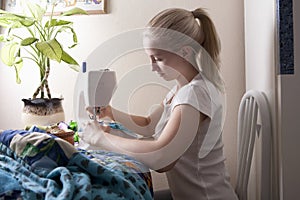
[0, 129, 75, 171]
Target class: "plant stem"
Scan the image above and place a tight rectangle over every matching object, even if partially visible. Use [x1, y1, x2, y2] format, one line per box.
[32, 59, 51, 99]
[45, 59, 51, 99]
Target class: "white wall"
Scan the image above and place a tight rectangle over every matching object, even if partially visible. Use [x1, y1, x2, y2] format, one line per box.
[0, 0, 245, 190]
[244, 0, 278, 198]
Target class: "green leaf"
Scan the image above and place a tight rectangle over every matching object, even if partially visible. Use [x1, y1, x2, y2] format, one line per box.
[21, 37, 38, 46]
[19, 18, 35, 27]
[56, 26, 78, 48]
[0, 42, 20, 66]
[69, 64, 80, 72]
[0, 19, 21, 29]
[22, 0, 45, 21]
[0, 42, 23, 83]
[36, 39, 62, 62]
[14, 58, 23, 84]
[0, 9, 7, 14]
[0, 13, 25, 20]
[61, 50, 79, 66]
[61, 8, 88, 16]
[0, 34, 5, 42]
[45, 19, 72, 28]
[0, 14, 35, 28]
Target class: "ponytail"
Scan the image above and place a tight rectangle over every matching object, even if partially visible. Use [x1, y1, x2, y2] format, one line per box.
[191, 8, 224, 92]
[191, 9, 221, 66]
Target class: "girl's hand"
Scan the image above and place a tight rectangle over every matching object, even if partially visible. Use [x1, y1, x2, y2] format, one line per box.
[79, 120, 108, 146]
[86, 105, 114, 121]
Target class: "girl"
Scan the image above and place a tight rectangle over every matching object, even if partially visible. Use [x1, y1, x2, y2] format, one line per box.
[81, 8, 238, 200]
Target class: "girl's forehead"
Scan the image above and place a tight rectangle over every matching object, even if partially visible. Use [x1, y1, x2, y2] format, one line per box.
[145, 48, 162, 55]
[143, 37, 158, 48]
[143, 38, 171, 53]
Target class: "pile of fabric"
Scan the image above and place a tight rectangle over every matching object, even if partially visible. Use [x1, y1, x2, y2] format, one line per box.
[0, 129, 153, 200]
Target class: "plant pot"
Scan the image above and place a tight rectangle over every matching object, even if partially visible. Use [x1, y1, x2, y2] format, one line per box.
[22, 98, 65, 126]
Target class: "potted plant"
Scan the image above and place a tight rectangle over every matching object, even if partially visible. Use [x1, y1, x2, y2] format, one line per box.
[0, 0, 87, 126]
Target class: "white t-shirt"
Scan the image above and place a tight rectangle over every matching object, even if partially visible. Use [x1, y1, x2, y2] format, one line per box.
[154, 73, 238, 200]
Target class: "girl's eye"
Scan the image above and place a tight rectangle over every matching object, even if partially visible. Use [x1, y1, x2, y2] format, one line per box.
[153, 57, 163, 62]
[150, 55, 163, 63]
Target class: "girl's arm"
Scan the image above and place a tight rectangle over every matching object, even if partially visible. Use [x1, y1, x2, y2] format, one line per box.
[81, 104, 203, 171]
[110, 104, 163, 137]
[88, 104, 164, 137]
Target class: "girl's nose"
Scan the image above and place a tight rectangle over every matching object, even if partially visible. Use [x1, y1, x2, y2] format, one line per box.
[151, 62, 160, 72]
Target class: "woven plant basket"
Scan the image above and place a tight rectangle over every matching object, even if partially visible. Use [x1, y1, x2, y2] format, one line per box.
[52, 131, 75, 145]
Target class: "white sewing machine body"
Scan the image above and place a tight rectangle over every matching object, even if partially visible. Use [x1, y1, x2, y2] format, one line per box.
[74, 65, 117, 124]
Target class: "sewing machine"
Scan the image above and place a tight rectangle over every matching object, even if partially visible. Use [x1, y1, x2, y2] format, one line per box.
[73, 62, 117, 125]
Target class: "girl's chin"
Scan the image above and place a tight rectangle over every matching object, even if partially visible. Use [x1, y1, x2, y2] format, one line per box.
[156, 73, 175, 81]
[161, 76, 174, 81]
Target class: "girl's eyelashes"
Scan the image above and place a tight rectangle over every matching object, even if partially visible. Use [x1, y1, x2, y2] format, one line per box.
[154, 57, 163, 62]
[151, 55, 163, 62]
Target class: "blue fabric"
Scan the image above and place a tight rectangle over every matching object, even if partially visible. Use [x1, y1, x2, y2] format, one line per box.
[0, 130, 153, 200]
[0, 129, 28, 147]
[0, 169, 21, 193]
[28, 126, 47, 133]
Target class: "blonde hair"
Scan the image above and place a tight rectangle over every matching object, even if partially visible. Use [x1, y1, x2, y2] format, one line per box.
[146, 8, 225, 92]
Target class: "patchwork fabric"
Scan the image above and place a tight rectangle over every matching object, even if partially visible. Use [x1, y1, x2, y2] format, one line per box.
[0, 130, 153, 200]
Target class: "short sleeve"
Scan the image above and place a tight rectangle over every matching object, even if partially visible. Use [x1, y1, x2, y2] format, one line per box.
[171, 83, 212, 118]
